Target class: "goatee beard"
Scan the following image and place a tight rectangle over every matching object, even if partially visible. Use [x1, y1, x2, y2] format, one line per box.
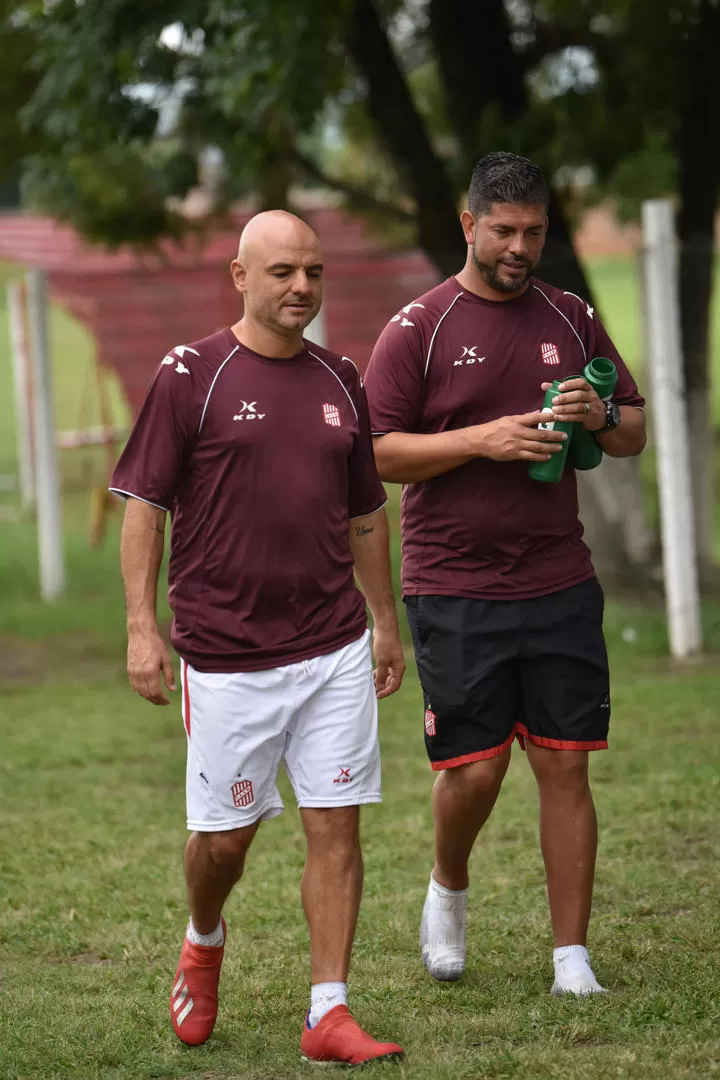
[472, 252, 531, 293]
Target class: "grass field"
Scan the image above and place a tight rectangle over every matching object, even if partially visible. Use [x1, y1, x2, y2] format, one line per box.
[1, 260, 720, 1078]
[1, 507, 720, 1080]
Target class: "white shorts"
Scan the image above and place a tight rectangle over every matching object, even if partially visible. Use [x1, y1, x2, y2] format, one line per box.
[180, 630, 381, 831]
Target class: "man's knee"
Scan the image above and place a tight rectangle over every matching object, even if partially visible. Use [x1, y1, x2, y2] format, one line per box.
[530, 748, 590, 792]
[436, 750, 511, 800]
[301, 806, 360, 851]
[189, 824, 257, 874]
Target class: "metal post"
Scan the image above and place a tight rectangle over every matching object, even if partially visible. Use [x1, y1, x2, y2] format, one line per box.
[26, 268, 64, 600]
[641, 199, 701, 657]
[7, 280, 35, 510]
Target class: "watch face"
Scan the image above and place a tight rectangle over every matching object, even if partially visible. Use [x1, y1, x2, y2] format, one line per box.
[605, 402, 620, 430]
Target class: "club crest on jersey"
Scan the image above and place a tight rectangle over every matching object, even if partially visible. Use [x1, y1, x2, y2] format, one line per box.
[322, 402, 342, 427]
[540, 342, 561, 366]
[231, 779, 254, 807]
[424, 708, 437, 736]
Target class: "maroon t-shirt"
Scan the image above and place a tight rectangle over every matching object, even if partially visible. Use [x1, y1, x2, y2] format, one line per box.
[364, 276, 644, 600]
[110, 328, 386, 672]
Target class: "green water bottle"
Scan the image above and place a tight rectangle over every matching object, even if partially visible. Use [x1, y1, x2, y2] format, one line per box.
[528, 379, 575, 484]
[569, 357, 618, 471]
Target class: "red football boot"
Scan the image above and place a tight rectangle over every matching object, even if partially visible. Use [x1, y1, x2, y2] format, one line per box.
[300, 1005, 404, 1066]
[169, 919, 226, 1046]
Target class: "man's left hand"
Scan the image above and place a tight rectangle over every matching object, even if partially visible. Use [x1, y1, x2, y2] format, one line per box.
[541, 378, 605, 432]
[371, 626, 406, 699]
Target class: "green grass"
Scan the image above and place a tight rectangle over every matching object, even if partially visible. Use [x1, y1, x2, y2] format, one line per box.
[1, 255, 720, 1078]
[1, 599, 720, 1079]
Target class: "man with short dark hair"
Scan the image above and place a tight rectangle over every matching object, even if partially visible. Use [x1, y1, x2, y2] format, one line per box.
[111, 210, 405, 1064]
[364, 152, 646, 995]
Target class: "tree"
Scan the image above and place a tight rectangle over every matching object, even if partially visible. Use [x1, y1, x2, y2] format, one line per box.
[2, 0, 716, 577]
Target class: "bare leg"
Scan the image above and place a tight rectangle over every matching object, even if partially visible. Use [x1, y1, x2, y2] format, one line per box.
[421, 749, 511, 981]
[432, 749, 512, 889]
[300, 806, 362, 984]
[526, 744, 597, 946]
[184, 824, 259, 934]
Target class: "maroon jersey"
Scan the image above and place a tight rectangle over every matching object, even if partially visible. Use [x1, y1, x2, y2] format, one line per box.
[364, 276, 644, 600]
[110, 328, 385, 672]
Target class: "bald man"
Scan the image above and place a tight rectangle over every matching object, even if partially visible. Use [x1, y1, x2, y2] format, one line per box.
[110, 211, 405, 1065]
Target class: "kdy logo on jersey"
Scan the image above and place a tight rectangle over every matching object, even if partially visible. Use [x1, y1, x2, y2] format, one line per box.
[233, 401, 266, 421]
[540, 342, 561, 366]
[454, 346, 485, 366]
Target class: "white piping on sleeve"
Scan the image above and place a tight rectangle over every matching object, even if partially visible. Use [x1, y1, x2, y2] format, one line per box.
[198, 345, 240, 433]
[341, 354, 364, 388]
[349, 498, 388, 521]
[562, 290, 586, 306]
[424, 292, 464, 379]
[532, 285, 587, 364]
[307, 350, 359, 421]
[108, 488, 170, 513]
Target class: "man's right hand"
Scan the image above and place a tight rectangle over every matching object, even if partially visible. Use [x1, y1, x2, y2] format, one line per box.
[468, 410, 568, 463]
[127, 625, 177, 705]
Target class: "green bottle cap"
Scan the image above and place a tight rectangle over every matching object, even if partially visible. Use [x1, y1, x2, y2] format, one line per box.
[583, 357, 617, 401]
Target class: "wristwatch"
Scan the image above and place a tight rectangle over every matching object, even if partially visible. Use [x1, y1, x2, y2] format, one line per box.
[599, 400, 621, 433]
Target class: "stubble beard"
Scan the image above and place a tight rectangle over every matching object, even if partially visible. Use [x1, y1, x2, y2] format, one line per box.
[254, 298, 319, 337]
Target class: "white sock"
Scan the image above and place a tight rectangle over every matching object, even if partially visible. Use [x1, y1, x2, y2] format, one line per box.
[420, 874, 468, 981]
[427, 872, 468, 941]
[308, 982, 347, 1028]
[552, 944, 606, 995]
[187, 918, 224, 947]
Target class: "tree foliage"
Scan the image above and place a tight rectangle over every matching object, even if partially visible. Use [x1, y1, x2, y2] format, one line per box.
[2, 0, 714, 249]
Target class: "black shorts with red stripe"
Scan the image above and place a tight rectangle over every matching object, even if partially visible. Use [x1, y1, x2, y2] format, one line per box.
[404, 579, 610, 771]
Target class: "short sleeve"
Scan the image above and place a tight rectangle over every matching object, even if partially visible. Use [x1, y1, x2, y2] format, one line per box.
[363, 320, 425, 435]
[109, 356, 198, 511]
[587, 313, 645, 410]
[347, 374, 387, 519]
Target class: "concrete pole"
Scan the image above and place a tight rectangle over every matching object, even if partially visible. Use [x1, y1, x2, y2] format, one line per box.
[641, 199, 701, 657]
[7, 280, 35, 510]
[26, 268, 65, 600]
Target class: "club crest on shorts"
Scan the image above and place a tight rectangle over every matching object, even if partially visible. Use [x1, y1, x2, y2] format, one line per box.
[322, 402, 342, 427]
[231, 778, 254, 807]
[424, 707, 437, 736]
[540, 342, 560, 366]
